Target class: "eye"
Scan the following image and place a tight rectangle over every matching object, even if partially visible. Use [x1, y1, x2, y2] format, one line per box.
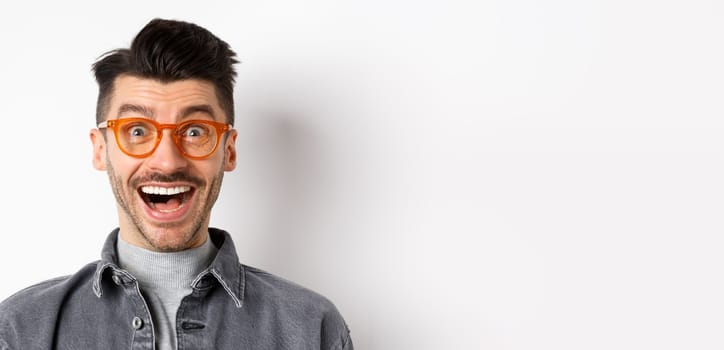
[180, 123, 211, 138]
[129, 125, 148, 137]
[186, 127, 203, 137]
[123, 121, 154, 139]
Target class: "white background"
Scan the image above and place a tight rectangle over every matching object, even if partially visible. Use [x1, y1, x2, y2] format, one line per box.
[1, 1, 723, 349]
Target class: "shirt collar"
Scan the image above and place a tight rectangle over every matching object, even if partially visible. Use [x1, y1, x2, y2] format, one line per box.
[92, 228, 246, 308]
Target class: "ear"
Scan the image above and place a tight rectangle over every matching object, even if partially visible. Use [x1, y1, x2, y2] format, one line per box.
[223, 129, 238, 171]
[90, 128, 107, 171]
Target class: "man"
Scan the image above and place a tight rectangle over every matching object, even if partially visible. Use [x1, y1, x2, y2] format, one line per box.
[0, 18, 353, 350]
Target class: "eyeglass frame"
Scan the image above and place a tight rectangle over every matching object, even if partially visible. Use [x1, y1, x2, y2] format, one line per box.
[97, 117, 233, 160]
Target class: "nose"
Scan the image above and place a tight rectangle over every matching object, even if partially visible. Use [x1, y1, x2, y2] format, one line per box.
[145, 129, 189, 172]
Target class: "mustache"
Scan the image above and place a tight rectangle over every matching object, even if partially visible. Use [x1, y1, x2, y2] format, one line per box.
[131, 172, 203, 187]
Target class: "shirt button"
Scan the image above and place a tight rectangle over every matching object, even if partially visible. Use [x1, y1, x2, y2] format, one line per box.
[132, 317, 143, 329]
[112, 275, 122, 285]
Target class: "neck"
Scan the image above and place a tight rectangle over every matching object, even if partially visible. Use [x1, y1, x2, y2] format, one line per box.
[116, 232, 218, 289]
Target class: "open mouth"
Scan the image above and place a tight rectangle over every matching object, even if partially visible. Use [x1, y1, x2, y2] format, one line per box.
[139, 185, 193, 213]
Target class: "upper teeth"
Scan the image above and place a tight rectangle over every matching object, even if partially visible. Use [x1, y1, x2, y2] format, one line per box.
[141, 186, 191, 195]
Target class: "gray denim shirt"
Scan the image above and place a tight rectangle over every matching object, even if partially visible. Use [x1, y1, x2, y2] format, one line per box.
[0, 228, 353, 349]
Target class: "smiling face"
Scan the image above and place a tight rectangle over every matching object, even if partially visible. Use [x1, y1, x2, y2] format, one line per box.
[90, 75, 237, 252]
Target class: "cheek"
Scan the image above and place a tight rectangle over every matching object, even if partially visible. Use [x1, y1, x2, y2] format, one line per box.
[198, 161, 225, 179]
[107, 153, 143, 182]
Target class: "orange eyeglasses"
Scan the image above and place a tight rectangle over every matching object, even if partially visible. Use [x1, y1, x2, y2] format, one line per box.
[98, 118, 232, 160]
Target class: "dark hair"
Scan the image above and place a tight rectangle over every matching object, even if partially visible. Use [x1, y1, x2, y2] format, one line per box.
[92, 18, 239, 125]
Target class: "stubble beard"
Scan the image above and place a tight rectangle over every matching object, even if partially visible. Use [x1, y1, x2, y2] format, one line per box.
[105, 159, 225, 252]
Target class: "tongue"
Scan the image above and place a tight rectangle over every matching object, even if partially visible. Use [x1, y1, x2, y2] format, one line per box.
[152, 197, 182, 211]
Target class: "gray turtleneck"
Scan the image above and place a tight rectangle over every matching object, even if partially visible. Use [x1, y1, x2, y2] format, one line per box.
[117, 234, 218, 350]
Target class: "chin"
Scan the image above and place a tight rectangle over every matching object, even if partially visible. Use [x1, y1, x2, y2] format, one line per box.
[142, 226, 201, 252]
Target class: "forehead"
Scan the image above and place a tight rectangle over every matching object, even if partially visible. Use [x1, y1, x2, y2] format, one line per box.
[109, 75, 223, 119]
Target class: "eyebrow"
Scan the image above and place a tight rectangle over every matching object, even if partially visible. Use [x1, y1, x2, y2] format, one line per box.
[116, 104, 217, 120]
[180, 104, 216, 120]
[118, 104, 153, 118]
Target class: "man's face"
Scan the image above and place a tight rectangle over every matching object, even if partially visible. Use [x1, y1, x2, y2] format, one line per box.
[90, 75, 237, 252]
